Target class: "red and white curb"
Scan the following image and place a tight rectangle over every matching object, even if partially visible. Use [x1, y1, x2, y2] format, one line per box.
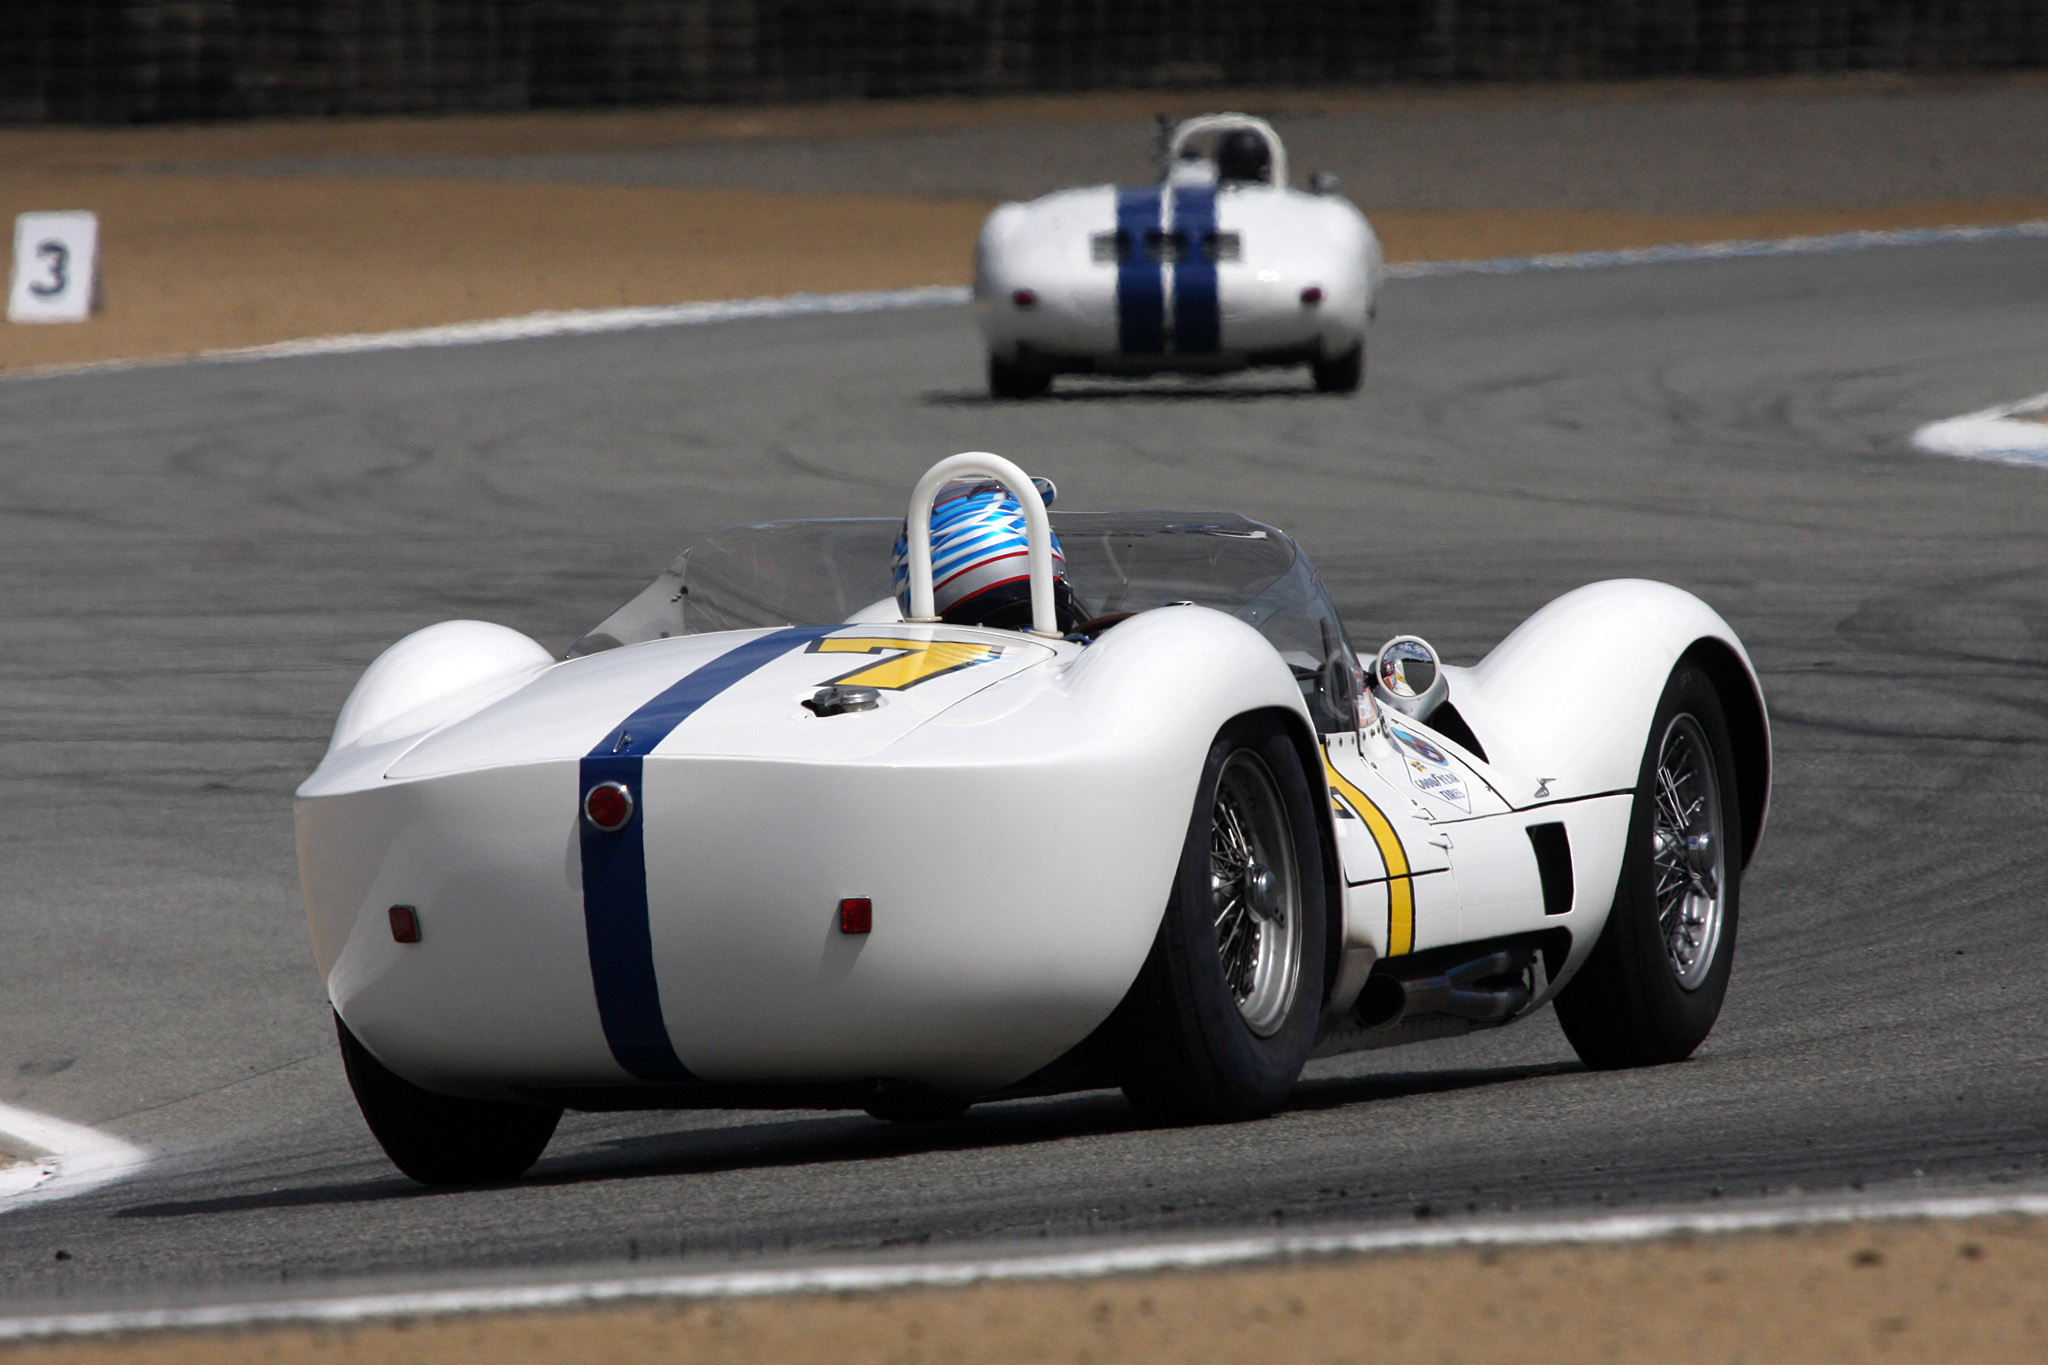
[0, 1102, 148, 1215]
[1912, 390, 2048, 465]
[1, 1186, 2043, 1342]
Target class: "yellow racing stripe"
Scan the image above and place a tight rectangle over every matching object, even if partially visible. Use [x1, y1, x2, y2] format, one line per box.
[1323, 749, 1417, 956]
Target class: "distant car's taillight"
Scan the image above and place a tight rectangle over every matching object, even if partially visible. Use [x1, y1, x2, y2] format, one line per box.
[1300, 285, 1324, 306]
[388, 905, 422, 944]
[839, 897, 872, 934]
[583, 780, 635, 832]
[1011, 288, 1038, 308]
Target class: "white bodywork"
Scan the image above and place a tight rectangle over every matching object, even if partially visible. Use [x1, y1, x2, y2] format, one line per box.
[297, 464, 1768, 1107]
[1317, 580, 1768, 1039]
[302, 608, 1298, 1098]
[974, 115, 1384, 375]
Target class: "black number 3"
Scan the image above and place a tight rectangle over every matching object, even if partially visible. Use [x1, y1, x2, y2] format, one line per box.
[28, 240, 69, 297]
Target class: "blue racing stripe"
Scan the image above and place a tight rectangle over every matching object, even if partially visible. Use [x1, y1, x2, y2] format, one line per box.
[578, 626, 832, 1080]
[1171, 185, 1220, 354]
[1115, 186, 1164, 354]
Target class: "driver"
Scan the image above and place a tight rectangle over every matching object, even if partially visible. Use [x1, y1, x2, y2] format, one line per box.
[892, 477, 1084, 632]
[1215, 129, 1272, 185]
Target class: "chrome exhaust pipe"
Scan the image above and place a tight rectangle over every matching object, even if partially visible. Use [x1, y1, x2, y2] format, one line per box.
[1354, 949, 1533, 1030]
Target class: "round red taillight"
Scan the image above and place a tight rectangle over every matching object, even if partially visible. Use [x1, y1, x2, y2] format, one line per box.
[1300, 285, 1324, 306]
[583, 780, 635, 832]
[1012, 288, 1038, 308]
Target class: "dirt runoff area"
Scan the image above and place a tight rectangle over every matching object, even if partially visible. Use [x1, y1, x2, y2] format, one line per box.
[5, 73, 2048, 372]
[4, 1212, 2044, 1365]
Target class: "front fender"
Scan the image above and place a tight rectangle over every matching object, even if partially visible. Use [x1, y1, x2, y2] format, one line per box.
[1444, 581, 1769, 850]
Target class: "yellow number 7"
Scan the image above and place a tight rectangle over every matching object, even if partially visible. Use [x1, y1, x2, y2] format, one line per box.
[808, 637, 1006, 691]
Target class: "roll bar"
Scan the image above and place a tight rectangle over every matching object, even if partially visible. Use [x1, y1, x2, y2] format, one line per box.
[903, 452, 1059, 638]
[1167, 112, 1289, 188]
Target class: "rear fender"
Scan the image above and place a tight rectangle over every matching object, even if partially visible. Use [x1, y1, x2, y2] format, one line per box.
[1266, 708, 1347, 1005]
[1056, 599, 1318, 916]
[1061, 611, 1340, 1005]
[326, 620, 554, 757]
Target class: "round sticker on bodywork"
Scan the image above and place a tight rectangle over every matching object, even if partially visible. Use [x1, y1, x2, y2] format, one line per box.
[1388, 723, 1471, 812]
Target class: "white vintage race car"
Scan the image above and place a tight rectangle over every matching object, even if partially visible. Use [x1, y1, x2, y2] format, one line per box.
[297, 454, 1769, 1185]
[973, 114, 1385, 398]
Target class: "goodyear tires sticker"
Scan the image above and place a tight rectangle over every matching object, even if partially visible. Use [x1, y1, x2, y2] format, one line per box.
[1387, 722, 1471, 813]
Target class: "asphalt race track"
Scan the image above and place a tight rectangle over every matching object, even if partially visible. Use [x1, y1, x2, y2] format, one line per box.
[3, 236, 2047, 1312]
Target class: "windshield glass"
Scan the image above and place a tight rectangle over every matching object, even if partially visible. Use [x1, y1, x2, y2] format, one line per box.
[571, 512, 1361, 731]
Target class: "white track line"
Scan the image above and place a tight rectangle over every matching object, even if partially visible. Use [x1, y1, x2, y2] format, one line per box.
[8, 217, 2047, 383]
[4, 285, 974, 381]
[2, 1187, 2043, 1342]
[1912, 389, 2048, 465]
[0, 1102, 148, 1215]
[1388, 218, 2048, 278]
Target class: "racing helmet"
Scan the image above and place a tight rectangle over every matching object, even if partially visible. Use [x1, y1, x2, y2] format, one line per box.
[1216, 129, 1272, 184]
[892, 477, 1083, 631]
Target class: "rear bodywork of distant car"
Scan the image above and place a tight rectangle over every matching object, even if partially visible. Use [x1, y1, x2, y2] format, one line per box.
[973, 114, 1384, 395]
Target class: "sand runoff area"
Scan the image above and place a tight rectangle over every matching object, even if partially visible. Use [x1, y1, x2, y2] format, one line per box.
[2, 1212, 2043, 1364]
[4, 75, 2048, 371]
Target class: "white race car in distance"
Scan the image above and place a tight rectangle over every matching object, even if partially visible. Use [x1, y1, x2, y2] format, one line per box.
[973, 114, 1385, 398]
[297, 453, 1768, 1185]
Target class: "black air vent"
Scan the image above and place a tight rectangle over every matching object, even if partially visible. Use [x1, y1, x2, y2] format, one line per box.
[1423, 700, 1487, 763]
[1527, 823, 1573, 916]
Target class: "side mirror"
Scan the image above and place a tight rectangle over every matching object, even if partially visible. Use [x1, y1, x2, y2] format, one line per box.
[1373, 635, 1446, 719]
[1308, 171, 1341, 195]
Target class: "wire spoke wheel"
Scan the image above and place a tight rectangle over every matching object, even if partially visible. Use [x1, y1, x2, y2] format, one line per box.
[1552, 664, 1748, 1071]
[1649, 713, 1726, 991]
[1207, 751, 1302, 1036]
[1110, 716, 1327, 1122]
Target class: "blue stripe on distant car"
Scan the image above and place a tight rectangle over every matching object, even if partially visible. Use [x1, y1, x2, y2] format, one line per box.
[578, 626, 833, 1081]
[1115, 186, 1164, 354]
[1171, 185, 1220, 354]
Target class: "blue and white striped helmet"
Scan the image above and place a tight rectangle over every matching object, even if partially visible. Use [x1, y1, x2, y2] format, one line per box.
[893, 477, 1067, 625]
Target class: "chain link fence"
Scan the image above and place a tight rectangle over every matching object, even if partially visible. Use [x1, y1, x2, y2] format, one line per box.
[6, 0, 2047, 124]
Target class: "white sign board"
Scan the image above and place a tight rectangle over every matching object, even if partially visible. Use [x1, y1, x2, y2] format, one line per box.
[9, 211, 99, 324]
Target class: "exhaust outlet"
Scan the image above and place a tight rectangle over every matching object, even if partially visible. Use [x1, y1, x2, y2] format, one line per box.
[1355, 949, 1533, 1030]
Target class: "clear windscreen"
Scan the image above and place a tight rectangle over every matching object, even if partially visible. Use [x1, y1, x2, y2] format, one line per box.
[570, 512, 1361, 730]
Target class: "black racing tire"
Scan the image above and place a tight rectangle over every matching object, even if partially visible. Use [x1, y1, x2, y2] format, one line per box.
[336, 1013, 560, 1186]
[988, 353, 1053, 399]
[1553, 665, 1742, 1070]
[1311, 343, 1364, 394]
[1109, 715, 1328, 1124]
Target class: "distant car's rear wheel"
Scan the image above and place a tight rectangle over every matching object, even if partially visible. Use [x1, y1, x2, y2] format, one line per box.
[1110, 715, 1327, 1123]
[1311, 343, 1364, 394]
[1553, 665, 1741, 1069]
[336, 1014, 560, 1186]
[989, 353, 1052, 399]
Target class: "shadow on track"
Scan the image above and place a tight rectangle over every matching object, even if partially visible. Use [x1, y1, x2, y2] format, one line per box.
[924, 381, 1332, 406]
[112, 1061, 1577, 1219]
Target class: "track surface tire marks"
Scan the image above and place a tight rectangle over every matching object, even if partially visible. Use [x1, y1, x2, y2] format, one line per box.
[2, 239, 2046, 1307]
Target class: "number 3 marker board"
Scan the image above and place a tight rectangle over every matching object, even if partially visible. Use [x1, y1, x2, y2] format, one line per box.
[9, 211, 99, 323]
